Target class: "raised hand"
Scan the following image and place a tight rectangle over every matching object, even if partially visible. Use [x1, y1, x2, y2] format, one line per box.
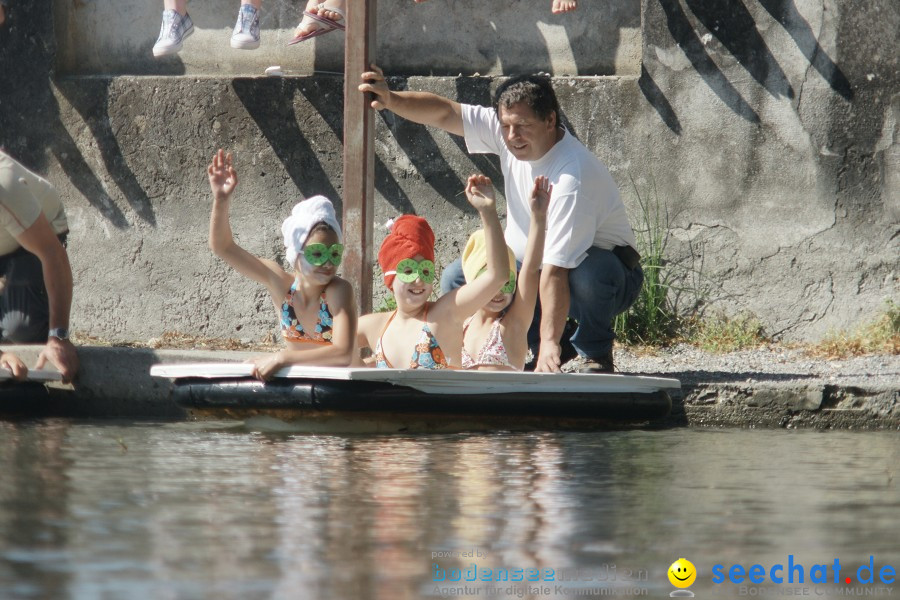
[465, 174, 496, 212]
[530, 175, 552, 219]
[359, 64, 393, 111]
[207, 149, 239, 200]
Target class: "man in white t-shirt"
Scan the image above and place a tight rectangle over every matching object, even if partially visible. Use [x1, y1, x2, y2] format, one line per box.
[360, 66, 643, 373]
[0, 149, 79, 382]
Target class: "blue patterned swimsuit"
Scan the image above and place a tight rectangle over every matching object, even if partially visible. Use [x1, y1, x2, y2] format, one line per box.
[280, 281, 333, 345]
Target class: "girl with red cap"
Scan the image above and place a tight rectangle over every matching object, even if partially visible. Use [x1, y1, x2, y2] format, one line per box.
[356, 174, 508, 369]
[207, 149, 358, 380]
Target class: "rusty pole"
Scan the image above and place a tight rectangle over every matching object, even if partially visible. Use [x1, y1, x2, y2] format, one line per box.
[342, 0, 376, 313]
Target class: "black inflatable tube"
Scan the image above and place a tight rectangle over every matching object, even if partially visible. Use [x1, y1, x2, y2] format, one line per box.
[172, 379, 672, 421]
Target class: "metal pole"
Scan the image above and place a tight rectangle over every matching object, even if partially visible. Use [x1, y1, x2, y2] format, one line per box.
[342, 0, 376, 314]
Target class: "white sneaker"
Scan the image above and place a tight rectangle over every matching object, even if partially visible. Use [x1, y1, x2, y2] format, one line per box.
[230, 4, 260, 50]
[152, 10, 194, 57]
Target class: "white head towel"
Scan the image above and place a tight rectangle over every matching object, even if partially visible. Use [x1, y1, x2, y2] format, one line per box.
[281, 195, 343, 267]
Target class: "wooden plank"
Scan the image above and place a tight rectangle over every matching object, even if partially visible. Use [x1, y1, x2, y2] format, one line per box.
[149, 363, 683, 394]
[342, 0, 377, 313]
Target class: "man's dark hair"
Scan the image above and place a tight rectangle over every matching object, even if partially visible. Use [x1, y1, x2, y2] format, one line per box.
[492, 74, 561, 126]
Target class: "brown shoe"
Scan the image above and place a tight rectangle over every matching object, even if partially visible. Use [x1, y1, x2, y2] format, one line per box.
[577, 352, 614, 374]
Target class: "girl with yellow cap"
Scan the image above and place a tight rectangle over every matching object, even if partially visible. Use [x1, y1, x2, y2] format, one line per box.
[460, 176, 550, 370]
[207, 149, 358, 380]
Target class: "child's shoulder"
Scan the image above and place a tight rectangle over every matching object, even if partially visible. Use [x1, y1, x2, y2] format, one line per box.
[323, 276, 354, 298]
[358, 310, 392, 343]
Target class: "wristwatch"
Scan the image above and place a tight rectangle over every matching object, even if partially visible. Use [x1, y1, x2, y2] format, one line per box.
[48, 327, 69, 340]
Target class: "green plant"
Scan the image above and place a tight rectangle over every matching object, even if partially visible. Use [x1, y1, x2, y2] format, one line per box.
[688, 313, 768, 353]
[614, 175, 680, 345]
[376, 294, 397, 313]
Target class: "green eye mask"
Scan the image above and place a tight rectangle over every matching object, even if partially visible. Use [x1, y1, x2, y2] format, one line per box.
[478, 267, 517, 294]
[303, 243, 344, 267]
[389, 258, 436, 284]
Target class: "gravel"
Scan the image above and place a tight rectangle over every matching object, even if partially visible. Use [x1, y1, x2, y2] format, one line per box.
[608, 344, 900, 389]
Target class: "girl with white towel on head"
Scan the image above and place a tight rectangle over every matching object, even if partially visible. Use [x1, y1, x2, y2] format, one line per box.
[206, 149, 357, 380]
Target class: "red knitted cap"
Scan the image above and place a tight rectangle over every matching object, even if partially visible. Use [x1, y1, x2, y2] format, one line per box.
[378, 215, 436, 288]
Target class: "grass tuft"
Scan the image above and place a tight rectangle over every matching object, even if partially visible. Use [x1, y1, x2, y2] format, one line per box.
[614, 175, 680, 345]
[807, 300, 900, 358]
[685, 313, 768, 353]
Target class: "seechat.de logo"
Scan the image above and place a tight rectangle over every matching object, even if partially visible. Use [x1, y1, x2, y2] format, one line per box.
[711, 555, 896, 586]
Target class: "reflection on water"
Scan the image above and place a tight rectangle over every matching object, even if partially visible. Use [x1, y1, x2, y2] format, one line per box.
[0, 421, 898, 599]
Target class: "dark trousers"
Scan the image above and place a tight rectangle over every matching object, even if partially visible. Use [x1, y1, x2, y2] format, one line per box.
[0, 234, 66, 343]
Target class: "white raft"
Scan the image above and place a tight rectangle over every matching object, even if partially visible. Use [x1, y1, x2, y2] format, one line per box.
[151, 364, 680, 430]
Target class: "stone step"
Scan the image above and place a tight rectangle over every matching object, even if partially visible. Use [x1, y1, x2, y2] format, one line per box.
[53, 0, 641, 77]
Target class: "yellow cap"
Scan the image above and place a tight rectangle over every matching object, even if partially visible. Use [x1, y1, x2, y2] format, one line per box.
[461, 229, 517, 284]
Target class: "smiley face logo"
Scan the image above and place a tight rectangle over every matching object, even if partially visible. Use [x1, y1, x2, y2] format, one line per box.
[668, 558, 697, 588]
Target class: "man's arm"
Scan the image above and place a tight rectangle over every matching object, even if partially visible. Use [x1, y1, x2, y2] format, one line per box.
[15, 213, 79, 382]
[534, 265, 570, 373]
[359, 64, 465, 136]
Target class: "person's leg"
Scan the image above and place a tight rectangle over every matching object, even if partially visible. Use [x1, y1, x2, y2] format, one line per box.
[154, 0, 193, 57]
[318, 0, 345, 24]
[163, 0, 187, 15]
[439, 257, 466, 296]
[551, 0, 577, 14]
[567, 246, 643, 363]
[231, 0, 262, 49]
[293, 0, 344, 41]
[0, 251, 50, 344]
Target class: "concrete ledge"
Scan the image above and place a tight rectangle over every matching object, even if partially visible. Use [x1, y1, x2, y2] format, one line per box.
[675, 383, 900, 429]
[0, 346, 897, 429]
[0, 345, 257, 420]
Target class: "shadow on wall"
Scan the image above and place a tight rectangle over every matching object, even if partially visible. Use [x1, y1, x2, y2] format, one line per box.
[0, 1, 143, 230]
[645, 0, 853, 130]
[232, 77, 342, 210]
[233, 75, 423, 217]
[367, 0, 642, 76]
[292, 78, 418, 215]
[54, 80, 158, 226]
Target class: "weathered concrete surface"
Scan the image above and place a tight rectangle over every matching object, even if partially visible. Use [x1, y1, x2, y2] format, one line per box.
[0, 345, 258, 419]
[52, 0, 641, 77]
[0, 346, 897, 429]
[673, 383, 900, 429]
[0, 0, 897, 345]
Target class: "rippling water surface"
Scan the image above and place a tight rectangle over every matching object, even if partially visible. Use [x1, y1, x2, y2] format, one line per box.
[0, 421, 898, 599]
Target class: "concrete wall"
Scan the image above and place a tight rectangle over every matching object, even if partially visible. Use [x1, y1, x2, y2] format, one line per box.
[0, 0, 897, 344]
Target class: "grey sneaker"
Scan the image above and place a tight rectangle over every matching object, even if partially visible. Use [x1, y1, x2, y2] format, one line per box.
[230, 4, 260, 50]
[153, 10, 194, 57]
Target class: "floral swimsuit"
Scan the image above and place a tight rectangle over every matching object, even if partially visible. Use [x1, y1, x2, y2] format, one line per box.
[374, 307, 449, 369]
[280, 281, 333, 345]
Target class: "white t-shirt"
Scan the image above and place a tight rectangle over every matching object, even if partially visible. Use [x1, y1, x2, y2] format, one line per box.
[0, 151, 68, 256]
[462, 104, 637, 269]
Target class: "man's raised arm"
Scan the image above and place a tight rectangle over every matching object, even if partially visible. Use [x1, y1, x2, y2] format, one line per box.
[359, 64, 465, 137]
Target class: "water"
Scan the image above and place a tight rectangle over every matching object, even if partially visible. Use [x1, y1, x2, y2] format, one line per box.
[1, 421, 898, 599]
